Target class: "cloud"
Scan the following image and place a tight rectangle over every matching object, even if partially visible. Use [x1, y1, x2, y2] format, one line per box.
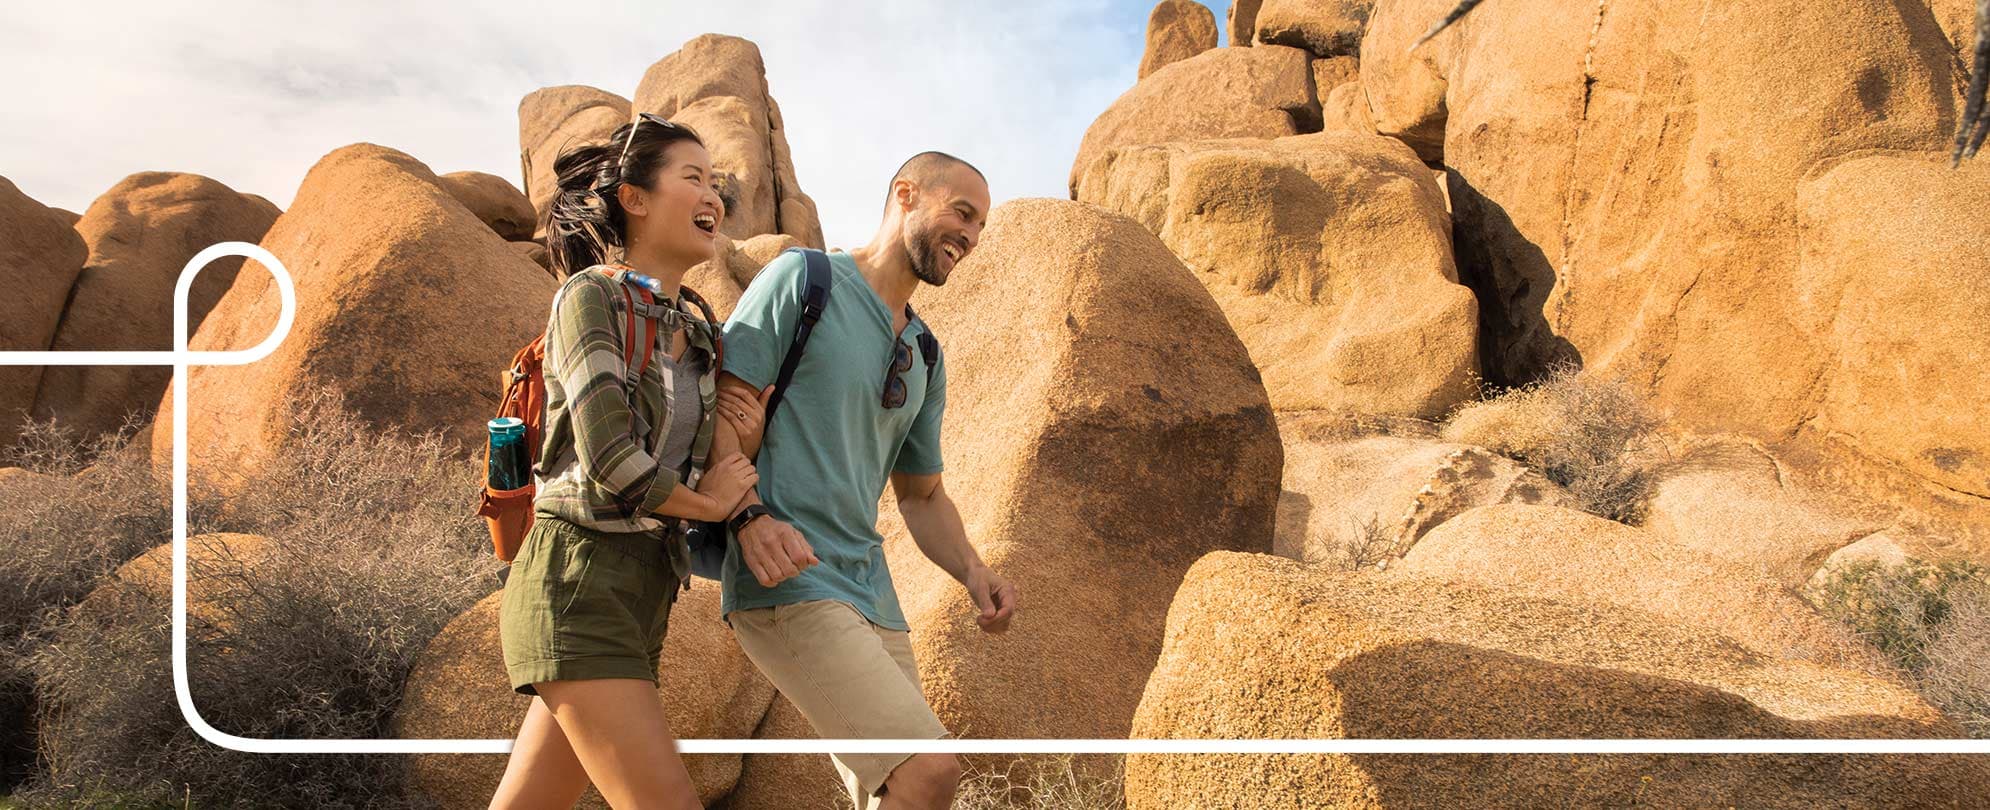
[0, 0, 1161, 248]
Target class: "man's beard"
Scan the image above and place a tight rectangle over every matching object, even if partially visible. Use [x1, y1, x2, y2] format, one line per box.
[907, 227, 950, 287]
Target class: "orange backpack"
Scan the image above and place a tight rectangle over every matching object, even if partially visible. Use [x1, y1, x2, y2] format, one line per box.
[477, 267, 663, 562]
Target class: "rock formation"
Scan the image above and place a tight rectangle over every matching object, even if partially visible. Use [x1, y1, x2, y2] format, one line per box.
[1138, 1, 1220, 80]
[1078, 132, 1477, 417]
[150, 145, 554, 497]
[0, 176, 88, 449]
[631, 34, 823, 249]
[1069, 44, 1320, 194]
[1127, 552, 1987, 807]
[436, 171, 535, 242]
[879, 199, 1281, 749]
[31, 172, 280, 442]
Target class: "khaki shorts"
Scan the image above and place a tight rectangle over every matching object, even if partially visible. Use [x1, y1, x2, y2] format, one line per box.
[499, 515, 679, 695]
[729, 599, 950, 808]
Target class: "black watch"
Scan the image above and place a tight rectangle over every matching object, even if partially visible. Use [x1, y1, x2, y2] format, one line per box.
[728, 504, 771, 535]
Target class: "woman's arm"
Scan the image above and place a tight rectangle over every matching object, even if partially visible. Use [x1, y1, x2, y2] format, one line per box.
[544, 275, 686, 519]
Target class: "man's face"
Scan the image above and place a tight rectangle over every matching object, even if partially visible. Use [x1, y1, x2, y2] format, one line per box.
[903, 166, 991, 287]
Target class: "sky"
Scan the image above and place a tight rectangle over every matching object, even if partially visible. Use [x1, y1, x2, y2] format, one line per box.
[1, 0, 1236, 250]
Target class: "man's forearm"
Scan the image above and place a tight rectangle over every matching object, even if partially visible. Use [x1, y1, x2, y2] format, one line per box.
[900, 490, 983, 583]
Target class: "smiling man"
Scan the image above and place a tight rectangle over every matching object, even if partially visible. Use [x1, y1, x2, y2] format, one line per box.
[708, 151, 1018, 810]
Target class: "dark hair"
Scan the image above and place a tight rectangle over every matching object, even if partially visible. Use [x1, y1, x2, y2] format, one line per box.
[545, 116, 706, 278]
[886, 150, 985, 202]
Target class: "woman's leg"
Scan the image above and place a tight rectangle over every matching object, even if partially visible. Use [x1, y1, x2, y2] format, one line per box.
[489, 696, 591, 810]
[533, 678, 702, 810]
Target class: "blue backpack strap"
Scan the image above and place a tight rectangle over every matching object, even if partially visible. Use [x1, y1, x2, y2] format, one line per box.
[763, 247, 833, 422]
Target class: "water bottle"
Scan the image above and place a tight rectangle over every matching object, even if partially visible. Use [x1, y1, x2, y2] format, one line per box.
[487, 417, 530, 491]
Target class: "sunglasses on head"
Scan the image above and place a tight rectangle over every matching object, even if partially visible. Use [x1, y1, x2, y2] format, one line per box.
[610, 113, 687, 184]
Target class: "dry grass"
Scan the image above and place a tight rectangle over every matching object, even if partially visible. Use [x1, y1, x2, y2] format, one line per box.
[1812, 558, 1990, 738]
[10, 386, 500, 807]
[955, 755, 1126, 810]
[0, 415, 169, 792]
[1442, 363, 1663, 524]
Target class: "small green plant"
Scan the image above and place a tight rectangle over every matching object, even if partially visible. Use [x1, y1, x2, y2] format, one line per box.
[1814, 558, 1990, 737]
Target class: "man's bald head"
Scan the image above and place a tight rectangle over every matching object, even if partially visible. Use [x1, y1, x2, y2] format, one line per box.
[886, 151, 986, 207]
[875, 151, 991, 287]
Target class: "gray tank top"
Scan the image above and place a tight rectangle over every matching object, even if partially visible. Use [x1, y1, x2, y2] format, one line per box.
[655, 349, 701, 481]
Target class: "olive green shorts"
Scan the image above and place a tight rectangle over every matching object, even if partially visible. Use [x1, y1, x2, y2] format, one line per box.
[499, 514, 679, 695]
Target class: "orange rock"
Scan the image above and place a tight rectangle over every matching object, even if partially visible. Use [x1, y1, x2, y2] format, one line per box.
[1138, 1, 1219, 80]
[150, 145, 554, 498]
[32, 172, 279, 442]
[1128, 552, 1987, 808]
[0, 175, 87, 449]
[1078, 132, 1477, 417]
[437, 171, 535, 242]
[880, 200, 1280, 753]
[1068, 44, 1319, 194]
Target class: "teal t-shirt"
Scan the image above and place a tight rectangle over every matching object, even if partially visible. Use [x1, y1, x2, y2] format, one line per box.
[719, 250, 945, 630]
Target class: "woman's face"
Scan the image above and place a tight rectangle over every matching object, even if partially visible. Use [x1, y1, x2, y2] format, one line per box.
[621, 139, 725, 267]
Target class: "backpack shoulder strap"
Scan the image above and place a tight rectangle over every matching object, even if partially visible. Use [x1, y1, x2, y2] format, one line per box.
[908, 305, 939, 387]
[763, 248, 834, 422]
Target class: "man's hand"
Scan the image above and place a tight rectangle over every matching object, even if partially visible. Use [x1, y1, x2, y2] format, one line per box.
[736, 515, 819, 588]
[964, 565, 1018, 634]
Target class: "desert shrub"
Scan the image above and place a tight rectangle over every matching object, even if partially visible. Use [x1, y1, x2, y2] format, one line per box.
[0, 415, 169, 792]
[1813, 558, 1990, 737]
[1331, 514, 1396, 572]
[1442, 363, 1662, 524]
[17, 386, 499, 807]
[955, 755, 1125, 810]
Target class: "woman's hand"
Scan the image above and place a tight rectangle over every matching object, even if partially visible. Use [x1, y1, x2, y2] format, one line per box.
[697, 453, 758, 519]
[718, 384, 774, 458]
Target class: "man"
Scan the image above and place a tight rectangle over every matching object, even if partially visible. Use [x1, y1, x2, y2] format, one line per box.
[709, 151, 1018, 810]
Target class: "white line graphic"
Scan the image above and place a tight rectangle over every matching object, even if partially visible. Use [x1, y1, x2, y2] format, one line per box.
[0, 242, 1981, 754]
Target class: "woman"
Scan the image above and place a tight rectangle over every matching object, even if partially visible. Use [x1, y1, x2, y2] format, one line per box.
[490, 114, 764, 810]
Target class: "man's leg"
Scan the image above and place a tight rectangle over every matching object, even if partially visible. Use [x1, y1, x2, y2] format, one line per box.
[873, 628, 959, 810]
[729, 601, 953, 810]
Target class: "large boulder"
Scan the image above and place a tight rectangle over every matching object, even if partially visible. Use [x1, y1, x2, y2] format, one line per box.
[150, 145, 555, 498]
[632, 35, 824, 249]
[436, 171, 535, 242]
[395, 586, 776, 808]
[1068, 44, 1320, 194]
[1138, 1, 1219, 80]
[880, 200, 1281, 751]
[1077, 131, 1477, 417]
[1227, 0, 1266, 46]
[1127, 552, 1986, 808]
[1255, 0, 1374, 57]
[1361, 0, 1989, 546]
[31, 173, 280, 442]
[517, 85, 630, 237]
[683, 232, 803, 321]
[1792, 154, 1990, 512]
[0, 175, 88, 449]
[1399, 504, 1885, 674]
[1644, 439, 1880, 587]
[1274, 411, 1570, 565]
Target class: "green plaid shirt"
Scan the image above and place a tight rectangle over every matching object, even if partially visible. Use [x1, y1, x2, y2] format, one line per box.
[533, 267, 719, 564]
